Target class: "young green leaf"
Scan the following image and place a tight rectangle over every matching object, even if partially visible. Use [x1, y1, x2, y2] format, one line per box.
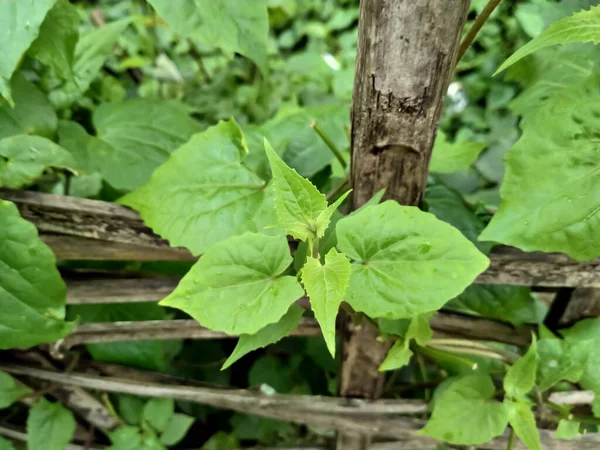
[336, 201, 489, 319]
[27, 399, 76, 450]
[379, 339, 413, 371]
[222, 304, 305, 370]
[143, 398, 174, 433]
[147, 0, 268, 71]
[536, 338, 587, 391]
[202, 431, 239, 450]
[301, 249, 351, 357]
[0, 0, 55, 103]
[28, 0, 80, 81]
[161, 233, 304, 335]
[0, 437, 15, 450]
[264, 139, 327, 241]
[121, 120, 269, 255]
[554, 419, 580, 440]
[314, 190, 351, 239]
[0, 371, 32, 408]
[497, 5, 600, 73]
[420, 375, 509, 445]
[160, 414, 195, 446]
[108, 426, 165, 450]
[506, 400, 541, 450]
[0, 74, 57, 140]
[116, 395, 146, 426]
[505, 336, 538, 398]
[0, 136, 76, 189]
[0, 200, 74, 349]
[429, 131, 486, 173]
[379, 313, 433, 371]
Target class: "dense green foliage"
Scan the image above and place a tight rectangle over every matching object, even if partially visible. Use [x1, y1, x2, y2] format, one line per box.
[0, 0, 599, 448]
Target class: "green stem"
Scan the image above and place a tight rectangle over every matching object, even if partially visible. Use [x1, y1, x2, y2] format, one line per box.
[311, 120, 347, 169]
[312, 237, 319, 259]
[506, 427, 516, 450]
[416, 353, 431, 403]
[457, 0, 504, 62]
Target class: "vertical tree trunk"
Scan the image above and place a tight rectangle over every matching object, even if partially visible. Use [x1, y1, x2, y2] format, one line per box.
[338, 1, 470, 448]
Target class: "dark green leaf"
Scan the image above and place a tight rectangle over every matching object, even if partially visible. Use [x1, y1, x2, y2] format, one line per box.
[27, 399, 76, 450]
[0, 371, 32, 408]
[143, 398, 174, 433]
[160, 414, 195, 446]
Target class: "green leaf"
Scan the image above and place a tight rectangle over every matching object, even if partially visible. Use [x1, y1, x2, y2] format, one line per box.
[0, 437, 15, 450]
[506, 400, 541, 450]
[147, 0, 268, 70]
[301, 249, 351, 357]
[497, 5, 600, 73]
[161, 233, 304, 335]
[116, 395, 146, 426]
[0, 74, 57, 140]
[121, 120, 268, 255]
[505, 336, 537, 398]
[420, 375, 509, 445]
[67, 303, 182, 371]
[0, 200, 74, 349]
[554, 419, 580, 440]
[0, 371, 32, 408]
[406, 312, 434, 346]
[265, 139, 327, 241]
[49, 18, 133, 108]
[0, 135, 75, 188]
[143, 398, 174, 433]
[0, 0, 56, 103]
[379, 339, 413, 371]
[536, 338, 587, 391]
[314, 190, 351, 239]
[222, 304, 304, 370]
[160, 414, 194, 446]
[202, 431, 239, 450]
[108, 426, 166, 450]
[430, 131, 486, 173]
[479, 84, 600, 261]
[27, 399, 76, 450]
[92, 99, 201, 191]
[28, 0, 79, 80]
[336, 201, 489, 319]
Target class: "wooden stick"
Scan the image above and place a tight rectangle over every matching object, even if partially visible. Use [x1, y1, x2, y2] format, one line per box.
[457, 0, 504, 62]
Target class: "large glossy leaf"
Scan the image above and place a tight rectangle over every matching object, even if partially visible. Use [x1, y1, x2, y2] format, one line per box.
[498, 5, 600, 73]
[0, 135, 76, 188]
[0, 74, 57, 140]
[122, 120, 269, 255]
[0, 371, 32, 408]
[27, 399, 76, 450]
[336, 201, 489, 319]
[421, 375, 509, 445]
[161, 233, 304, 335]
[68, 303, 182, 371]
[0, 0, 55, 102]
[28, 0, 79, 80]
[92, 99, 201, 190]
[222, 304, 304, 369]
[480, 84, 600, 261]
[147, 0, 268, 70]
[430, 131, 486, 173]
[301, 249, 351, 356]
[0, 200, 74, 349]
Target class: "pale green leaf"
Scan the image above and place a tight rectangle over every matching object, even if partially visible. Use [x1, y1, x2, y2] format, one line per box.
[147, 0, 268, 70]
[507, 400, 541, 450]
[265, 139, 327, 241]
[554, 419, 580, 440]
[505, 336, 537, 398]
[0, 200, 74, 349]
[406, 312, 434, 346]
[315, 190, 351, 239]
[379, 340, 413, 371]
[430, 131, 486, 173]
[420, 375, 509, 445]
[0, 74, 57, 140]
[27, 399, 76, 450]
[479, 84, 600, 261]
[336, 201, 489, 319]
[143, 398, 174, 433]
[121, 120, 268, 255]
[160, 414, 195, 446]
[108, 426, 165, 450]
[498, 5, 600, 73]
[92, 99, 201, 191]
[222, 304, 304, 370]
[536, 338, 587, 391]
[28, 0, 79, 80]
[49, 18, 133, 108]
[0, 437, 15, 450]
[0, 371, 32, 408]
[161, 233, 304, 335]
[301, 249, 351, 357]
[0, 135, 76, 188]
[0, 0, 56, 102]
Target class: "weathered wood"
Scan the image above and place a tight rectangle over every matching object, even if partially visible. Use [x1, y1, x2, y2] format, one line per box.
[66, 275, 180, 304]
[558, 288, 600, 327]
[341, 1, 470, 448]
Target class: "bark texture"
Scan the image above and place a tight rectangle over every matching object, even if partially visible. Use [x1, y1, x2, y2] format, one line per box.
[340, 1, 470, 448]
